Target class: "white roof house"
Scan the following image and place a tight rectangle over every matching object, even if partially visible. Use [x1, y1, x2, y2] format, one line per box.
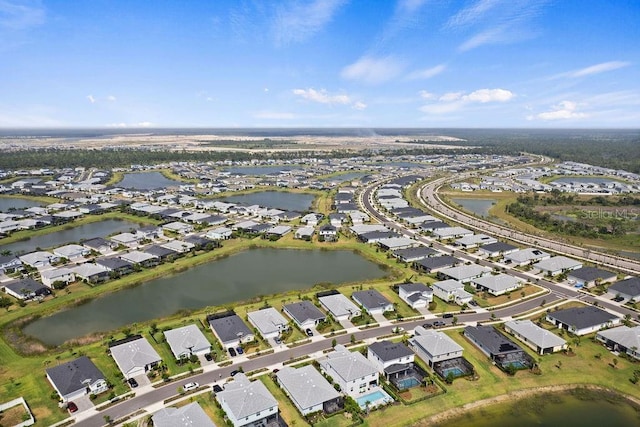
[40, 267, 75, 288]
[120, 251, 158, 265]
[432, 279, 474, 306]
[503, 248, 550, 266]
[19, 251, 59, 268]
[432, 226, 474, 240]
[161, 240, 195, 253]
[152, 402, 216, 427]
[409, 327, 464, 366]
[471, 274, 523, 296]
[318, 293, 361, 321]
[53, 244, 90, 259]
[247, 307, 289, 339]
[319, 345, 379, 397]
[438, 265, 491, 283]
[534, 256, 583, 276]
[276, 366, 341, 415]
[596, 326, 640, 361]
[164, 324, 211, 359]
[454, 234, 498, 248]
[109, 336, 162, 379]
[216, 373, 278, 427]
[504, 320, 567, 355]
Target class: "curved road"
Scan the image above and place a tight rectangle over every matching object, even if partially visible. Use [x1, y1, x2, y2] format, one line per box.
[419, 176, 640, 275]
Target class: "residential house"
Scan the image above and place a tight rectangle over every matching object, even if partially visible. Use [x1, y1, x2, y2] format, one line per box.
[367, 340, 414, 376]
[164, 324, 211, 360]
[207, 312, 254, 349]
[503, 248, 550, 266]
[318, 291, 361, 321]
[545, 306, 621, 336]
[432, 279, 474, 306]
[82, 237, 116, 254]
[534, 256, 583, 276]
[607, 277, 640, 301]
[46, 356, 108, 403]
[319, 345, 379, 397]
[161, 240, 195, 254]
[96, 257, 134, 276]
[110, 232, 143, 249]
[377, 237, 419, 251]
[567, 267, 617, 288]
[596, 326, 640, 361]
[454, 234, 498, 249]
[432, 227, 474, 240]
[352, 289, 394, 314]
[282, 301, 326, 329]
[463, 325, 534, 370]
[162, 221, 194, 235]
[70, 263, 110, 284]
[318, 224, 338, 242]
[152, 402, 216, 427]
[247, 308, 289, 340]
[109, 335, 162, 379]
[265, 225, 291, 240]
[294, 226, 314, 240]
[392, 246, 438, 263]
[398, 282, 433, 309]
[40, 267, 75, 288]
[18, 251, 59, 268]
[413, 256, 460, 273]
[438, 265, 491, 283]
[409, 327, 464, 366]
[216, 373, 279, 427]
[3, 278, 51, 300]
[53, 244, 90, 260]
[206, 226, 233, 240]
[276, 366, 342, 415]
[478, 242, 519, 258]
[0, 254, 22, 273]
[471, 274, 523, 296]
[504, 320, 567, 355]
[120, 250, 159, 267]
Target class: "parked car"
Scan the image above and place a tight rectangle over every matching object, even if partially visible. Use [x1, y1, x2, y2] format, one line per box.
[127, 378, 138, 388]
[274, 336, 282, 344]
[212, 384, 223, 394]
[228, 347, 237, 357]
[443, 313, 454, 318]
[305, 328, 313, 336]
[433, 320, 446, 327]
[204, 353, 213, 361]
[422, 322, 433, 329]
[230, 370, 240, 377]
[183, 382, 199, 392]
[236, 346, 244, 355]
[67, 402, 78, 413]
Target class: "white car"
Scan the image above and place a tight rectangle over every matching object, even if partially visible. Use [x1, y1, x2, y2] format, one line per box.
[183, 382, 199, 391]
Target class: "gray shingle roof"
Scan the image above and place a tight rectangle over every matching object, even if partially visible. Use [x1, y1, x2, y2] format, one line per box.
[352, 290, 392, 310]
[46, 356, 105, 396]
[208, 314, 252, 343]
[547, 306, 619, 329]
[411, 328, 463, 357]
[283, 301, 326, 324]
[368, 340, 413, 362]
[567, 267, 616, 283]
[110, 337, 161, 375]
[164, 324, 211, 358]
[320, 345, 378, 382]
[276, 366, 340, 411]
[597, 326, 640, 352]
[464, 325, 523, 356]
[609, 277, 640, 298]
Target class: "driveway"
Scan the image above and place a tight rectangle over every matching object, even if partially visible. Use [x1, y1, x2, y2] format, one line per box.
[72, 394, 94, 413]
[372, 313, 388, 324]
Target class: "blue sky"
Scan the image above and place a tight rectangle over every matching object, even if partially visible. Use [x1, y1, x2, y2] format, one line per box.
[1, 0, 639, 128]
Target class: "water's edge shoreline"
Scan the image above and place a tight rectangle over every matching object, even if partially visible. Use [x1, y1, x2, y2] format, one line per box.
[418, 384, 640, 426]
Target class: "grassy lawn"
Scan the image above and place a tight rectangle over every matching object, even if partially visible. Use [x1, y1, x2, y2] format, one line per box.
[474, 284, 544, 308]
[259, 374, 310, 427]
[0, 401, 30, 425]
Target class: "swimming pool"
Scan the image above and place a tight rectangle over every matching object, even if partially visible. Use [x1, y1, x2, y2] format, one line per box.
[441, 366, 464, 377]
[396, 376, 420, 389]
[356, 389, 394, 409]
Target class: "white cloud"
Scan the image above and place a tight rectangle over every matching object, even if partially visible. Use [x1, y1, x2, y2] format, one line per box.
[352, 101, 367, 110]
[254, 111, 296, 120]
[568, 61, 631, 78]
[529, 101, 587, 121]
[419, 90, 435, 100]
[107, 95, 117, 102]
[292, 88, 351, 105]
[406, 64, 446, 80]
[273, 0, 346, 45]
[446, 0, 501, 29]
[106, 121, 154, 128]
[439, 92, 464, 102]
[421, 88, 515, 115]
[465, 88, 514, 103]
[0, 0, 45, 30]
[398, 0, 429, 14]
[86, 95, 96, 104]
[341, 56, 405, 84]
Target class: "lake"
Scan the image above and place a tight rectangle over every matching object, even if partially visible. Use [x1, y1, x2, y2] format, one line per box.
[433, 388, 640, 427]
[117, 172, 183, 190]
[0, 219, 140, 255]
[0, 196, 44, 212]
[23, 248, 388, 345]
[451, 198, 496, 218]
[220, 191, 315, 211]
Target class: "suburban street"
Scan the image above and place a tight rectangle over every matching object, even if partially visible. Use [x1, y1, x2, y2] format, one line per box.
[73, 174, 639, 427]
